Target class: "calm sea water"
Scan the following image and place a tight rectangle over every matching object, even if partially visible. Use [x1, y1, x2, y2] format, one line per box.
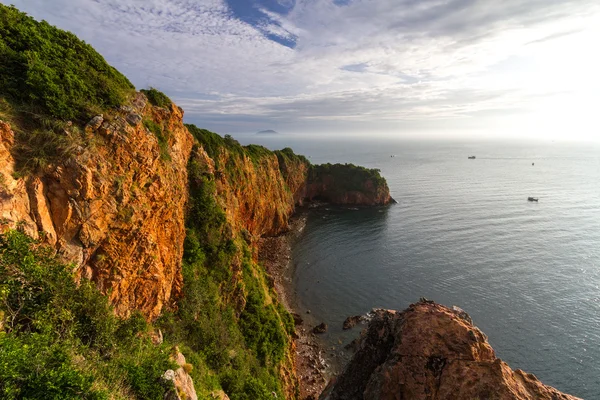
[238, 135, 600, 399]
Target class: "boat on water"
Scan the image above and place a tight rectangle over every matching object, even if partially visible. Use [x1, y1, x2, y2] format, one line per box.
[468, 156, 476, 159]
[528, 197, 538, 202]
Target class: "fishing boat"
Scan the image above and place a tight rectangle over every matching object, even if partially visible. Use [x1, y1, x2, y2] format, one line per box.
[468, 156, 476, 159]
[527, 197, 538, 202]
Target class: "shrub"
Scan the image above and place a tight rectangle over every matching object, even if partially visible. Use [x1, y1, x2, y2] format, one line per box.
[0, 4, 134, 122]
[141, 88, 172, 109]
[0, 230, 175, 399]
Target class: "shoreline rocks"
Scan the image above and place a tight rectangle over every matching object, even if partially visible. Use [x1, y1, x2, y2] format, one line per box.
[342, 315, 363, 330]
[313, 323, 328, 334]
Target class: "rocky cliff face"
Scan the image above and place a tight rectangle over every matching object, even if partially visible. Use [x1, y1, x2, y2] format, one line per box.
[0, 93, 193, 319]
[322, 300, 580, 400]
[213, 150, 308, 238]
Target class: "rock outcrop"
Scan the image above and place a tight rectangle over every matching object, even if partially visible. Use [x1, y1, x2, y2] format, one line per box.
[164, 349, 198, 400]
[0, 92, 193, 319]
[322, 300, 580, 400]
[306, 163, 393, 205]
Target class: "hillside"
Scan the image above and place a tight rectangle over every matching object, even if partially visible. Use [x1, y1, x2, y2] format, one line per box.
[0, 5, 393, 399]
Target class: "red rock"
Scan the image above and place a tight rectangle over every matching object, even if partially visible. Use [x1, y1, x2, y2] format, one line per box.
[322, 301, 581, 400]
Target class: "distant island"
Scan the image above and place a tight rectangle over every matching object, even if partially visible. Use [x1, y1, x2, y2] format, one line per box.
[256, 129, 279, 135]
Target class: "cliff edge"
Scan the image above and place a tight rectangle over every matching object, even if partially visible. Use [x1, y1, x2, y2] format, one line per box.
[322, 300, 580, 400]
[0, 93, 193, 320]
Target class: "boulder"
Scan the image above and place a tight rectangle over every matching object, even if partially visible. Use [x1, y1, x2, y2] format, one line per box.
[126, 112, 142, 126]
[342, 315, 362, 330]
[313, 322, 327, 334]
[321, 300, 581, 400]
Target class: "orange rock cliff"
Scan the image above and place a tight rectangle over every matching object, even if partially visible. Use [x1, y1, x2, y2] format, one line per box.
[0, 92, 394, 399]
[1, 93, 193, 319]
[0, 92, 393, 321]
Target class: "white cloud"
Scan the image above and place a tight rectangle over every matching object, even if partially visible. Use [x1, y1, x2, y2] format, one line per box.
[7, 0, 600, 139]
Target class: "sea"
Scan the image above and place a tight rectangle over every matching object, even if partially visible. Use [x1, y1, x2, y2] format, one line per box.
[237, 135, 600, 399]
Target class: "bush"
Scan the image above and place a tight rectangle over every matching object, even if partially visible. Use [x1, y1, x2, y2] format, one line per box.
[141, 88, 172, 109]
[0, 230, 175, 399]
[0, 334, 107, 400]
[0, 4, 134, 122]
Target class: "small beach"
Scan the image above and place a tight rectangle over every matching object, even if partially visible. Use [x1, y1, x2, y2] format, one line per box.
[258, 212, 331, 400]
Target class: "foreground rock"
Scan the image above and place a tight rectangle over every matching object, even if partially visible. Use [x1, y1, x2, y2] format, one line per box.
[321, 300, 581, 400]
[342, 315, 363, 330]
[313, 322, 328, 334]
[163, 349, 198, 400]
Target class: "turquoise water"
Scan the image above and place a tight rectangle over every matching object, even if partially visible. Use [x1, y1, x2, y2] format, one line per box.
[238, 136, 600, 398]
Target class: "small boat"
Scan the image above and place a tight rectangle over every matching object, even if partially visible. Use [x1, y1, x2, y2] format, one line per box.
[527, 197, 538, 202]
[468, 156, 476, 159]
[532, 162, 534, 166]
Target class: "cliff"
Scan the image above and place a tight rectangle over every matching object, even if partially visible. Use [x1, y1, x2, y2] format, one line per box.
[0, 92, 193, 320]
[322, 300, 581, 400]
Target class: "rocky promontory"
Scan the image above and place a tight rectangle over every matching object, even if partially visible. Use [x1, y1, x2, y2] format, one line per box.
[322, 300, 580, 400]
[306, 163, 394, 205]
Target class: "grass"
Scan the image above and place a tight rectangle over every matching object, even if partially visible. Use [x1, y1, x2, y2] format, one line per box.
[143, 119, 171, 161]
[0, 4, 136, 175]
[0, 230, 176, 399]
[0, 4, 134, 122]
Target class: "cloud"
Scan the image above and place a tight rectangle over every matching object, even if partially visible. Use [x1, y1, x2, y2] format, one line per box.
[7, 0, 600, 138]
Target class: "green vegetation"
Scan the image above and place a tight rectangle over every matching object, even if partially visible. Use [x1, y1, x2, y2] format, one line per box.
[155, 144, 296, 399]
[0, 4, 135, 175]
[186, 124, 295, 169]
[274, 147, 310, 181]
[140, 88, 172, 109]
[0, 230, 176, 399]
[143, 119, 171, 161]
[308, 162, 387, 193]
[0, 4, 134, 122]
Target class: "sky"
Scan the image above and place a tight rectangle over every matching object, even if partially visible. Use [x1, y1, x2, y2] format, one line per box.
[6, 0, 600, 140]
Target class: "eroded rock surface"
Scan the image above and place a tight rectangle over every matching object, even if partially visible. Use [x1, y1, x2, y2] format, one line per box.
[0, 93, 193, 319]
[322, 301, 581, 400]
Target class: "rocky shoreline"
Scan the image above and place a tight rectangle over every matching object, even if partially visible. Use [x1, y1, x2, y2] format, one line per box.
[258, 211, 330, 400]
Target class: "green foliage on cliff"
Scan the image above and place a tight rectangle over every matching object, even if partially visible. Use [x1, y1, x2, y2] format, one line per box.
[143, 118, 171, 161]
[309, 162, 387, 193]
[0, 230, 176, 400]
[140, 88, 172, 109]
[154, 142, 295, 399]
[0, 4, 135, 176]
[274, 147, 310, 181]
[186, 125, 310, 198]
[0, 4, 134, 122]
[186, 124, 297, 169]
